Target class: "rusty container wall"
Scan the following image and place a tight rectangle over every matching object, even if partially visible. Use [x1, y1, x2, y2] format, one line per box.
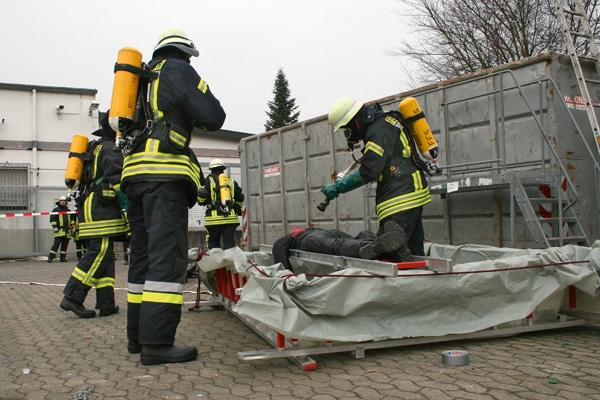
[240, 52, 600, 250]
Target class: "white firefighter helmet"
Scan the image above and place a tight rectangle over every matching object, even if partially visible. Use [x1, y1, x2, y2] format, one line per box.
[56, 195, 69, 205]
[154, 27, 199, 57]
[328, 97, 363, 132]
[209, 159, 226, 171]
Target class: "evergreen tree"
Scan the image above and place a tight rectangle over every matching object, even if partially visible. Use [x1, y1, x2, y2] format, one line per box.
[264, 68, 300, 131]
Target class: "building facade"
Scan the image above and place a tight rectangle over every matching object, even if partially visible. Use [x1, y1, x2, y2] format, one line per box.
[0, 83, 250, 257]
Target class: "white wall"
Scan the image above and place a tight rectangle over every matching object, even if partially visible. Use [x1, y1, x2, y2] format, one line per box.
[0, 83, 247, 255]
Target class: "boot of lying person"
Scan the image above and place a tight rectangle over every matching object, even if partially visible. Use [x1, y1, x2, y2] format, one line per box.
[359, 220, 407, 260]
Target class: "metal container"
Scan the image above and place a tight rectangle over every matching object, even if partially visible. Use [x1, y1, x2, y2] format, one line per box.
[240, 52, 600, 250]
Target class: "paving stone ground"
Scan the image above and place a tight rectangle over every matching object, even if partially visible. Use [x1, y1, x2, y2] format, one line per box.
[1, 257, 600, 399]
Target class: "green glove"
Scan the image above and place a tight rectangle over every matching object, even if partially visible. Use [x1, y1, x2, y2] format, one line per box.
[321, 169, 365, 199]
[116, 189, 128, 211]
[321, 183, 339, 199]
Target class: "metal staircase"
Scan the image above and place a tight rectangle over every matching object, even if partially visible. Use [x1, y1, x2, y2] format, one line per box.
[511, 175, 589, 247]
[553, 0, 600, 155]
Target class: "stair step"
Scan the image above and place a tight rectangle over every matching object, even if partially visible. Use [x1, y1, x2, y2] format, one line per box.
[546, 236, 588, 243]
[538, 217, 578, 223]
[528, 197, 559, 203]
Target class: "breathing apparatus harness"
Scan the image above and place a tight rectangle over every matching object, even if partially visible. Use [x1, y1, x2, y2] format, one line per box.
[343, 104, 436, 176]
[386, 110, 437, 176]
[112, 62, 160, 155]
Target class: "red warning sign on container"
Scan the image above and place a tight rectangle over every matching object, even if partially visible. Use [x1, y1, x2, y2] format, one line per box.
[263, 165, 281, 177]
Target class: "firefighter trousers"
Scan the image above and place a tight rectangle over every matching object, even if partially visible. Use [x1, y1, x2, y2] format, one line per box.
[379, 206, 425, 256]
[206, 223, 238, 249]
[63, 236, 116, 309]
[49, 236, 70, 261]
[126, 181, 189, 345]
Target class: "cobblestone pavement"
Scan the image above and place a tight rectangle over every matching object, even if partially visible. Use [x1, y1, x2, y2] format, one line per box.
[1, 257, 600, 399]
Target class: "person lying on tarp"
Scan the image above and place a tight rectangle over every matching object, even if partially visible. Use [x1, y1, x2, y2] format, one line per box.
[272, 220, 411, 272]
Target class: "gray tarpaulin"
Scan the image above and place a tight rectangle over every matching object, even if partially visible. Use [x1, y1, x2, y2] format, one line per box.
[198, 241, 600, 343]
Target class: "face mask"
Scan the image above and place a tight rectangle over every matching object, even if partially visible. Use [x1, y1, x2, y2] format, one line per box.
[343, 123, 363, 144]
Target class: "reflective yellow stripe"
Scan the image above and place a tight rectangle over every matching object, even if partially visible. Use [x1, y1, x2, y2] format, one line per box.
[122, 149, 201, 187]
[96, 276, 115, 289]
[400, 128, 412, 158]
[71, 237, 110, 286]
[84, 194, 93, 222]
[101, 190, 115, 199]
[145, 138, 159, 153]
[142, 291, 183, 305]
[79, 218, 128, 236]
[364, 141, 384, 157]
[150, 61, 165, 120]
[198, 78, 208, 93]
[169, 129, 187, 147]
[412, 169, 424, 191]
[376, 186, 431, 221]
[128, 292, 143, 304]
[205, 212, 240, 225]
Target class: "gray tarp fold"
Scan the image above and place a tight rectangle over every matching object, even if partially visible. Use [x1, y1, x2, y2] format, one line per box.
[198, 241, 600, 342]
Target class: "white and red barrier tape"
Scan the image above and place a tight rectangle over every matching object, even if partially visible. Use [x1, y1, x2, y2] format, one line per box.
[241, 206, 248, 243]
[0, 211, 76, 218]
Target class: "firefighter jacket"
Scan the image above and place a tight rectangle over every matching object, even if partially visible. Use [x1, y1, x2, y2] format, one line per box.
[50, 203, 73, 238]
[121, 51, 226, 208]
[358, 107, 431, 221]
[199, 173, 244, 226]
[77, 137, 129, 240]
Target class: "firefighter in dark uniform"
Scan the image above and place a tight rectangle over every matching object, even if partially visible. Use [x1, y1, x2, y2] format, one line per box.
[59, 112, 130, 318]
[198, 159, 244, 250]
[72, 205, 84, 261]
[120, 28, 226, 365]
[47, 196, 73, 263]
[322, 98, 432, 259]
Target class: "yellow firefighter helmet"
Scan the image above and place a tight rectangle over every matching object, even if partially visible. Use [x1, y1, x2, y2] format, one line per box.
[328, 97, 363, 132]
[154, 27, 199, 57]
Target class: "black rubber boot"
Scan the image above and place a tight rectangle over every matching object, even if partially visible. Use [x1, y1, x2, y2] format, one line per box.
[60, 297, 95, 318]
[359, 221, 407, 259]
[128, 340, 142, 354]
[140, 344, 198, 365]
[99, 305, 120, 317]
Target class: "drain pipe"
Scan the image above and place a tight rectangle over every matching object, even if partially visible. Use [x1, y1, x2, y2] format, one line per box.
[32, 89, 39, 253]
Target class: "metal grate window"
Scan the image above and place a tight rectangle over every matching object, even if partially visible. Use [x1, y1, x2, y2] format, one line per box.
[0, 163, 30, 212]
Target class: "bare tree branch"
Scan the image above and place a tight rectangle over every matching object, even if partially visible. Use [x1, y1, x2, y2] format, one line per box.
[390, 0, 600, 84]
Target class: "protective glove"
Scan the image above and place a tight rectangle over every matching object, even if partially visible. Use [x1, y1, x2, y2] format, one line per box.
[53, 227, 59, 233]
[321, 169, 365, 200]
[116, 189, 128, 211]
[197, 187, 209, 205]
[321, 183, 339, 199]
[233, 203, 242, 216]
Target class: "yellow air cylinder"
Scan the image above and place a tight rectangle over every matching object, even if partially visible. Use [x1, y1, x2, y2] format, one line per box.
[399, 97, 439, 160]
[218, 173, 232, 207]
[109, 47, 143, 140]
[64, 134, 89, 189]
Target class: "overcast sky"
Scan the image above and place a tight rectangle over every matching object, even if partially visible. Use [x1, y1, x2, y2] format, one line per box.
[0, 0, 415, 134]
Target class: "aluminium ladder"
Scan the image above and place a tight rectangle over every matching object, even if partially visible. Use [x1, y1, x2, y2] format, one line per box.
[553, 0, 600, 155]
[511, 175, 589, 247]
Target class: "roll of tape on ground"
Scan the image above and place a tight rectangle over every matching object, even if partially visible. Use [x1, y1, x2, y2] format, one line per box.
[441, 350, 469, 366]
